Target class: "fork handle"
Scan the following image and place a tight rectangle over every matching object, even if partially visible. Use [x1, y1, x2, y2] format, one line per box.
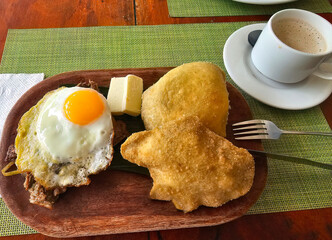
[282, 130, 332, 136]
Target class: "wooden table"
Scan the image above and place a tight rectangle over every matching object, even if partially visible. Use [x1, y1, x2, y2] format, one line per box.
[0, 1, 331, 239]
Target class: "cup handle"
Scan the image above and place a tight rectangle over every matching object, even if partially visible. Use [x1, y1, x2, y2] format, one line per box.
[312, 55, 332, 80]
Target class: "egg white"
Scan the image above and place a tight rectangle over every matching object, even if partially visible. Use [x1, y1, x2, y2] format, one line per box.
[37, 87, 113, 161]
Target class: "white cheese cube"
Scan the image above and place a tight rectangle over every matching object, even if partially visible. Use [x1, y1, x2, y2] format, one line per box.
[107, 75, 143, 116]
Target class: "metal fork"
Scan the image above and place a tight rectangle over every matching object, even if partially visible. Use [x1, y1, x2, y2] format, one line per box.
[233, 119, 332, 140]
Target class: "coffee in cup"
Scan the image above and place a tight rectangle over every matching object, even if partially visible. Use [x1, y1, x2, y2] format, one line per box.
[272, 18, 327, 54]
[251, 9, 332, 84]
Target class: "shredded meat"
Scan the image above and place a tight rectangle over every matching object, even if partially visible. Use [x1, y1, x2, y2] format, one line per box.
[23, 173, 67, 209]
[76, 79, 99, 91]
[5, 145, 66, 209]
[5, 145, 16, 163]
[113, 119, 130, 146]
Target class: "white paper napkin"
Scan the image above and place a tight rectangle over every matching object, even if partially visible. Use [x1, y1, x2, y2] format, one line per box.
[0, 73, 44, 198]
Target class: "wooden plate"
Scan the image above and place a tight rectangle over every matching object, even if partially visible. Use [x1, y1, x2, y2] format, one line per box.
[0, 68, 267, 237]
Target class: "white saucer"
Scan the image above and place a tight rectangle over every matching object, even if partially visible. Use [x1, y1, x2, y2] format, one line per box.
[233, 0, 297, 5]
[223, 23, 332, 110]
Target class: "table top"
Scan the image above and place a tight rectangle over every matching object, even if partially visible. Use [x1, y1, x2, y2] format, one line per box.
[0, 1, 331, 240]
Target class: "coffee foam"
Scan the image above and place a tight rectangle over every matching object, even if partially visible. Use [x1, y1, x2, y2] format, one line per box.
[273, 18, 327, 54]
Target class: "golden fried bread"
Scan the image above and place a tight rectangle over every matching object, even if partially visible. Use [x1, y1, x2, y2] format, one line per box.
[121, 116, 255, 212]
[141, 62, 229, 137]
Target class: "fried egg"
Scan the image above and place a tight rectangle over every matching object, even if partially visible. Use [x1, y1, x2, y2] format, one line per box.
[15, 87, 114, 189]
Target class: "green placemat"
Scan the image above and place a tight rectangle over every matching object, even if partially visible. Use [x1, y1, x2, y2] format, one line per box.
[167, 0, 332, 17]
[0, 23, 331, 236]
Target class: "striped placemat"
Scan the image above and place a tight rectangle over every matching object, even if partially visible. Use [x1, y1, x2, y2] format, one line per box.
[0, 23, 331, 236]
[166, 0, 332, 17]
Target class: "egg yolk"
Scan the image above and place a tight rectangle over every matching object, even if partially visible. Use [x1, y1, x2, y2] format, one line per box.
[64, 89, 105, 125]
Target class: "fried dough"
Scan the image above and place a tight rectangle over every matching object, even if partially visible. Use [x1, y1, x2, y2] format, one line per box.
[141, 62, 229, 137]
[121, 116, 255, 212]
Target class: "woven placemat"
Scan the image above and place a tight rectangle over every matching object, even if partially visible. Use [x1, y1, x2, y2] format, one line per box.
[166, 0, 332, 17]
[0, 23, 331, 236]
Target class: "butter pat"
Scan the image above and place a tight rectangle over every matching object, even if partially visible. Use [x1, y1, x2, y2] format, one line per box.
[107, 75, 143, 116]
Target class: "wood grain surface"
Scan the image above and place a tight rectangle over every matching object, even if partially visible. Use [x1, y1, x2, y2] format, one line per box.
[0, 0, 135, 59]
[0, 68, 267, 238]
[0, 0, 331, 239]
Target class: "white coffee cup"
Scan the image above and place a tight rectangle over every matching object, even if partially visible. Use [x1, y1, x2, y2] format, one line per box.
[251, 9, 332, 84]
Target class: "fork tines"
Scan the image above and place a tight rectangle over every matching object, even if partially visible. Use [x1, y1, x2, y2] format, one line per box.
[232, 120, 268, 140]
